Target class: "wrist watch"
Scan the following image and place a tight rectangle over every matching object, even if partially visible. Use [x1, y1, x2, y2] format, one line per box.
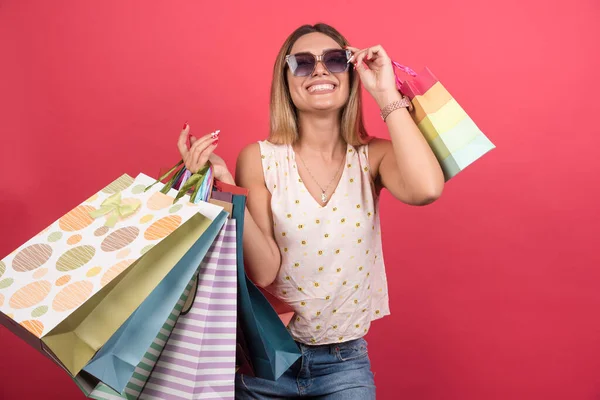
[380, 95, 413, 122]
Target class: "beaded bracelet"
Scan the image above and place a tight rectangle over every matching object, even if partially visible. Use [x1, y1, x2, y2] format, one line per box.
[380, 96, 413, 122]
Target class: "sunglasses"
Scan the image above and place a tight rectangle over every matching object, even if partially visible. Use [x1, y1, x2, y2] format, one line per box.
[285, 49, 352, 77]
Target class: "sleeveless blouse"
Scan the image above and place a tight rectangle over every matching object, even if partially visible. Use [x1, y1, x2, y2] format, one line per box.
[258, 140, 390, 345]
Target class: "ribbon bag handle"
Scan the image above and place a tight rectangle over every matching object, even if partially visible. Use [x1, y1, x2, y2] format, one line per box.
[145, 160, 211, 204]
[391, 61, 418, 91]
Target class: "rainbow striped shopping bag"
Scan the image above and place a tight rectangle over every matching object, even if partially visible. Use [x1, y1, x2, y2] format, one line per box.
[393, 62, 495, 180]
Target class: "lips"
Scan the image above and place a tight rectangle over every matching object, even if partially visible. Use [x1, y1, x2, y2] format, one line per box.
[306, 80, 337, 94]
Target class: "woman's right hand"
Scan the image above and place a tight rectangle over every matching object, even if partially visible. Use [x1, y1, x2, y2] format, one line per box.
[176, 122, 235, 184]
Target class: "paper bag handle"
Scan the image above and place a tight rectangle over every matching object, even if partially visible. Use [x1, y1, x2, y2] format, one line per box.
[391, 61, 418, 91]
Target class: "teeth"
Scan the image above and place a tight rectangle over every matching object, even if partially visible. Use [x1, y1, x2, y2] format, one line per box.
[308, 84, 335, 93]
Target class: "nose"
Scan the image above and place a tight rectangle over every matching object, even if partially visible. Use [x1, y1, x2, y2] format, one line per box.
[312, 58, 329, 76]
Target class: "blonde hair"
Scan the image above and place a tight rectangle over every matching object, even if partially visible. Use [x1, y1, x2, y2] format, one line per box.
[268, 23, 370, 147]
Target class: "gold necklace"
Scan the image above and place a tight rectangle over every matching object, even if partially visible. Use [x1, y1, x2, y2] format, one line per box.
[295, 149, 346, 204]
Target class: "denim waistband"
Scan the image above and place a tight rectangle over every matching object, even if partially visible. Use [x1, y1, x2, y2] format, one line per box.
[294, 337, 366, 354]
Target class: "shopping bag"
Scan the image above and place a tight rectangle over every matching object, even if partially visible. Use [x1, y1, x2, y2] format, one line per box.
[231, 194, 301, 381]
[258, 288, 294, 327]
[211, 191, 232, 203]
[210, 185, 292, 326]
[393, 62, 496, 180]
[81, 205, 228, 393]
[0, 172, 224, 376]
[140, 219, 238, 399]
[81, 275, 197, 399]
[75, 274, 195, 399]
[235, 322, 254, 376]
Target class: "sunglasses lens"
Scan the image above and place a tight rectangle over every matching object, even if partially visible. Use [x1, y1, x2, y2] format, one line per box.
[324, 50, 349, 73]
[289, 53, 315, 77]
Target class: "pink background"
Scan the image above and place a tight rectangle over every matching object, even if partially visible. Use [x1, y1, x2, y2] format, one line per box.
[1, 1, 599, 399]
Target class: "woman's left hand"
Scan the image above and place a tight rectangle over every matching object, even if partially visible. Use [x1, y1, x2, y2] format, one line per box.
[346, 45, 401, 107]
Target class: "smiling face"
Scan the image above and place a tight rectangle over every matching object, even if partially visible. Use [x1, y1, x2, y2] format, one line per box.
[286, 32, 351, 113]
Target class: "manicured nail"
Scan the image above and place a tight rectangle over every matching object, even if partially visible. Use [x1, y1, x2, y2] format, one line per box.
[183, 122, 188, 129]
[211, 130, 220, 139]
[213, 139, 219, 145]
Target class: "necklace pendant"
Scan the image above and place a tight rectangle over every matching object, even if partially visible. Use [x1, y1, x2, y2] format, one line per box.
[321, 191, 327, 203]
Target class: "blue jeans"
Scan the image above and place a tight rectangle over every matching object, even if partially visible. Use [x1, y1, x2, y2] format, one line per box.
[235, 337, 376, 399]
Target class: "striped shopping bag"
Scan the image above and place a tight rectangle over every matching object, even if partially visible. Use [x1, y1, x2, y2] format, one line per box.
[393, 62, 495, 180]
[140, 219, 237, 399]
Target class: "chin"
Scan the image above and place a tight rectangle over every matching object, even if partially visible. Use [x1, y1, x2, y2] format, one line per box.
[292, 91, 348, 114]
[305, 97, 346, 112]
[312, 102, 339, 111]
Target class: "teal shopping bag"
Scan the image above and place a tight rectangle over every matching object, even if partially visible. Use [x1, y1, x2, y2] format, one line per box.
[231, 194, 301, 381]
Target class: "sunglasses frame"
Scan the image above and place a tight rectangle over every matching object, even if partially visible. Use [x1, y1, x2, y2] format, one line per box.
[285, 49, 352, 77]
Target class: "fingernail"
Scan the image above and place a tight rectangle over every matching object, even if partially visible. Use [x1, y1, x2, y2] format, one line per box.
[183, 122, 188, 129]
[211, 130, 220, 139]
[213, 139, 219, 145]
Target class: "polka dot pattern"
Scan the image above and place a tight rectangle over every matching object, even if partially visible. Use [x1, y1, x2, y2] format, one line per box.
[101, 259, 135, 287]
[144, 216, 182, 240]
[140, 214, 153, 224]
[85, 193, 99, 203]
[52, 281, 94, 312]
[9, 281, 52, 309]
[86, 267, 102, 277]
[12, 244, 53, 272]
[0, 173, 205, 338]
[257, 140, 390, 345]
[48, 232, 63, 242]
[20, 320, 44, 337]
[58, 205, 96, 232]
[94, 226, 109, 237]
[67, 234, 83, 245]
[32, 305, 48, 318]
[147, 192, 173, 211]
[141, 244, 155, 255]
[101, 174, 134, 194]
[32, 268, 48, 279]
[131, 184, 146, 194]
[55, 275, 71, 286]
[169, 204, 183, 214]
[56, 246, 96, 272]
[0, 278, 14, 290]
[116, 248, 131, 259]
[101, 227, 140, 252]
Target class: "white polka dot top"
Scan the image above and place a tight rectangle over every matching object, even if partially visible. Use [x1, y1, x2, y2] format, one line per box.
[258, 140, 390, 345]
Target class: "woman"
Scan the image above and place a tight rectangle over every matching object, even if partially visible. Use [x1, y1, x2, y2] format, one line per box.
[177, 23, 444, 399]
